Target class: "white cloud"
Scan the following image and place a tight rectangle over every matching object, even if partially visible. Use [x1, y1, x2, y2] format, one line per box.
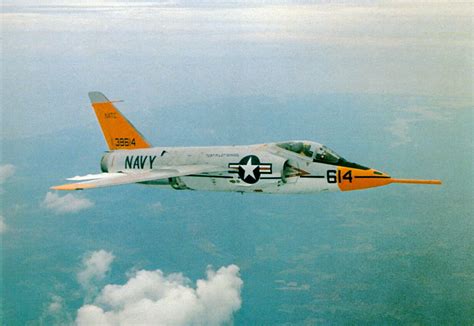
[0, 164, 15, 183]
[43, 191, 94, 214]
[404, 106, 452, 121]
[48, 295, 64, 313]
[76, 264, 243, 326]
[78, 250, 115, 292]
[275, 279, 310, 291]
[386, 106, 452, 147]
[386, 117, 413, 147]
[149, 201, 164, 212]
[3, 1, 472, 54]
[41, 294, 74, 325]
[0, 215, 7, 234]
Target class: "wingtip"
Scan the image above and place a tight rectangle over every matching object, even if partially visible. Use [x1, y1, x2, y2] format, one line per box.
[50, 183, 96, 191]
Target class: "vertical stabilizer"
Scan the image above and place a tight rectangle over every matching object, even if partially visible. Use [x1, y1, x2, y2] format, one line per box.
[88, 92, 151, 150]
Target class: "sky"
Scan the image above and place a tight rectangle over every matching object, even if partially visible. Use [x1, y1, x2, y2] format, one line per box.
[2, 0, 472, 138]
[1, 1, 473, 325]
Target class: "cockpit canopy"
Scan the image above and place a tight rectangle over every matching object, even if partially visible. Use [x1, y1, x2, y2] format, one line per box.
[276, 141, 317, 159]
[276, 141, 347, 164]
[276, 141, 369, 169]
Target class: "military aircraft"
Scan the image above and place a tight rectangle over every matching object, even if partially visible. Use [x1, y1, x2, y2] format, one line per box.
[51, 92, 442, 193]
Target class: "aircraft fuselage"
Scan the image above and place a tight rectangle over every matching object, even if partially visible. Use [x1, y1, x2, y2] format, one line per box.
[51, 92, 442, 192]
[99, 143, 391, 194]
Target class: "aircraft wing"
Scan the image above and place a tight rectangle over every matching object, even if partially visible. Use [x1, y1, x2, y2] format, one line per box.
[51, 165, 226, 191]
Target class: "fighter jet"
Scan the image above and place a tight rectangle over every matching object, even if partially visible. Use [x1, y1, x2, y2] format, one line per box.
[51, 92, 442, 193]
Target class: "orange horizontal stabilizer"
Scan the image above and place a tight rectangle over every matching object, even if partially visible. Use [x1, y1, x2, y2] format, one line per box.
[390, 179, 442, 185]
[50, 183, 96, 191]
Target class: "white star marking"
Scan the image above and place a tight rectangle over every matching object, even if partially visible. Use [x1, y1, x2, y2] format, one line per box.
[241, 157, 258, 180]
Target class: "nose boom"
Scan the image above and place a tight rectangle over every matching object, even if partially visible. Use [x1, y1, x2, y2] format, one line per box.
[390, 178, 442, 185]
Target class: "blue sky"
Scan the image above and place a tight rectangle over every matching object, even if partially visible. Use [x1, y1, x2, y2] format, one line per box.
[2, 1, 472, 139]
[1, 1, 473, 325]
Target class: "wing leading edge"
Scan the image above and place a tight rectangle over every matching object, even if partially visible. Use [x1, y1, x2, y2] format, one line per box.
[51, 165, 226, 191]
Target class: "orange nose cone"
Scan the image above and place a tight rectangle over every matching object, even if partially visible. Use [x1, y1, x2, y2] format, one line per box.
[337, 167, 392, 192]
[337, 166, 442, 191]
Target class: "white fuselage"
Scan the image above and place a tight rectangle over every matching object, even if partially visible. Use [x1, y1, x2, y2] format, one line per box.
[100, 143, 341, 194]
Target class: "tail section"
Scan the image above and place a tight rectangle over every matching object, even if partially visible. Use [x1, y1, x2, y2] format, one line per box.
[88, 92, 151, 150]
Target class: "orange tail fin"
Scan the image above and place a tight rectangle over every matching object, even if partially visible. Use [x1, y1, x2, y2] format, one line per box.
[88, 92, 151, 150]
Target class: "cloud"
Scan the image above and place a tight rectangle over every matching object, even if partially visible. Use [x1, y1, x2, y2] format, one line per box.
[41, 294, 74, 325]
[78, 250, 115, 293]
[149, 201, 164, 213]
[2, 2, 472, 140]
[42, 192, 94, 214]
[386, 106, 452, 147]
[275, 279, 310, 291]
[48, 295, 64, 313]
[404, 106, 452, 121]
[386, 117, 413, 147]
[0, 164, 15, 183]
[0, 215, 7, 234]
[2, 1, 471, 47]
[76, 264, 243, 326]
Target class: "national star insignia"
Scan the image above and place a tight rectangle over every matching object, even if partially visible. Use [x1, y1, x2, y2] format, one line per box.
[241, 156, 259, 180]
